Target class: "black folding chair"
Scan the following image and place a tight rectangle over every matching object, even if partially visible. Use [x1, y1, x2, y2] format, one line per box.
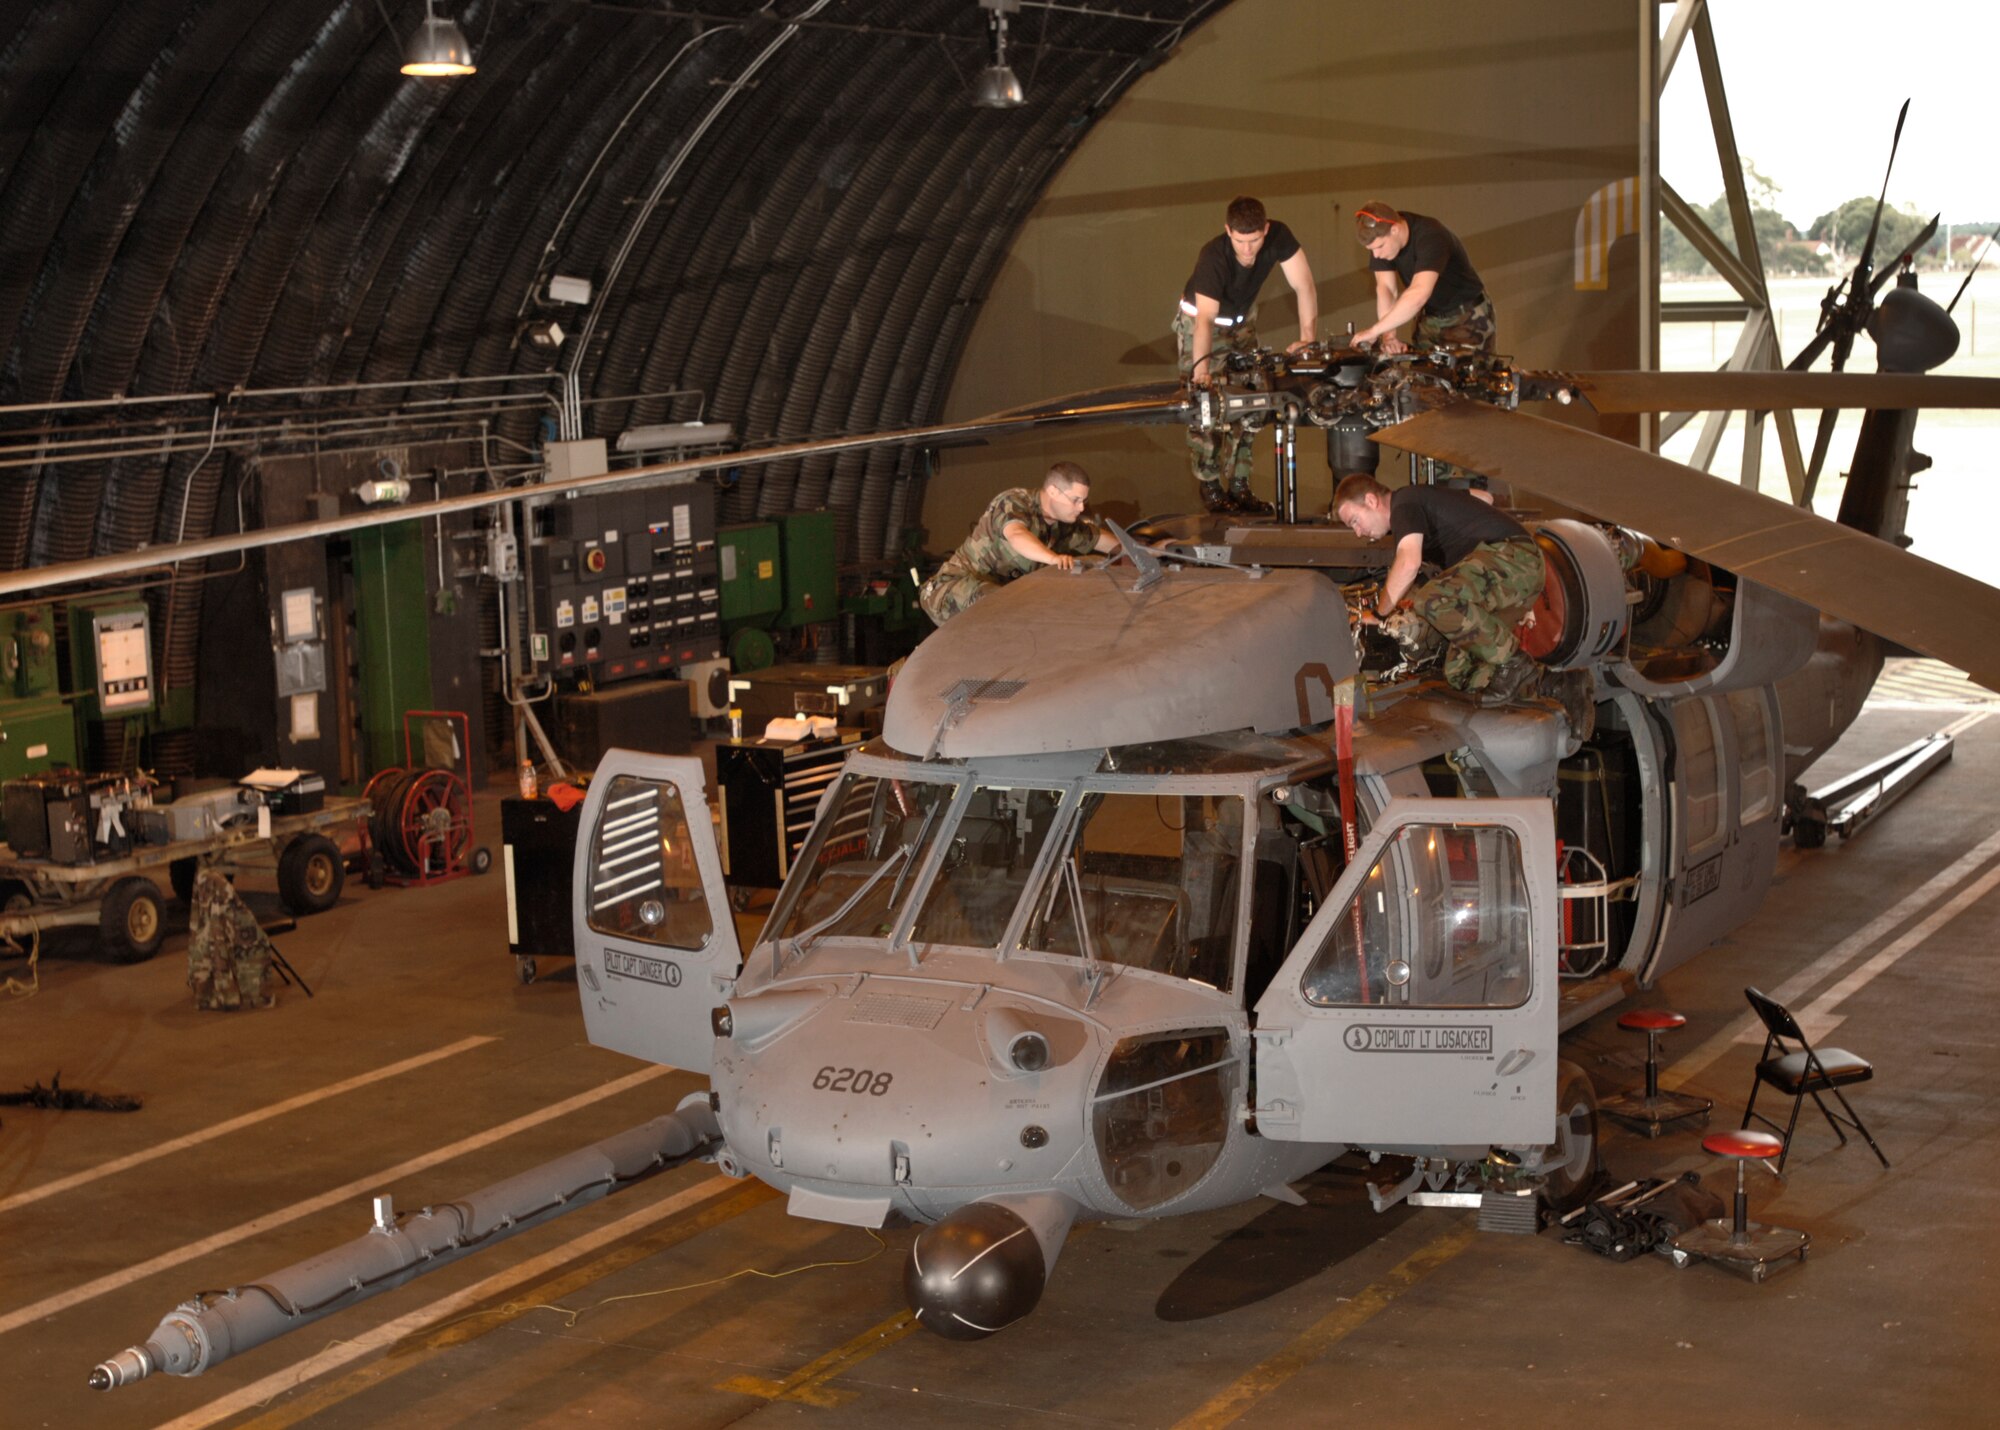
[1740, 987, 1887, 1173]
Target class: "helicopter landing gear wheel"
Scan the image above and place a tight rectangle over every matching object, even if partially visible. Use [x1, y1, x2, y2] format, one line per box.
[1537, 1060, 1601, 1216]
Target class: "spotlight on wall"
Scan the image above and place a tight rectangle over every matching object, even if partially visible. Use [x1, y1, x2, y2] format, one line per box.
[972, 0, 1025, 110]
[524, 319, 566, 351]
[401, 0, 477, 77]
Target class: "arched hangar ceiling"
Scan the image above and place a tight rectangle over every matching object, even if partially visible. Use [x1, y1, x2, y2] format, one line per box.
[0, 0, 1226, 571]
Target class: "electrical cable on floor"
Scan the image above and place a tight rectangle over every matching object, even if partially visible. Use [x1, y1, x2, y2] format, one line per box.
[431, 1226, 889, 1335]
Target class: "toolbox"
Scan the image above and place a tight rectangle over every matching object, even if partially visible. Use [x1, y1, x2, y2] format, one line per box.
[239, 768, 327, 816]
[717, 728, 862, 887]
[164, 787, 255, 842]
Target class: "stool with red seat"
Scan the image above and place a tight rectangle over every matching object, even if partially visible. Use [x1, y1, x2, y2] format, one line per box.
[1600, 1008, 1712, 1137]
[1673, 1129, 1810, 1281]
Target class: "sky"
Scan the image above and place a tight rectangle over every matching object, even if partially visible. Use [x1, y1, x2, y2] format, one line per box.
[1659, 3, 1997, 231]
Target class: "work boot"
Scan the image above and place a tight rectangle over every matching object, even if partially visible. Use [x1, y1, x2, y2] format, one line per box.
[1198, 481, 1232, 513]
[1479, 653, 1541, 707]
[1227, 484, 1275, 517]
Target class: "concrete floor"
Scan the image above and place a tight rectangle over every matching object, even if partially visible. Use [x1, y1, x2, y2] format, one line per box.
[6, 680, 1999, 1429]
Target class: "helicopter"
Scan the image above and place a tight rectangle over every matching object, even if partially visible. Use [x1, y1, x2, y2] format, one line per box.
[87, 225, 2000, 1385]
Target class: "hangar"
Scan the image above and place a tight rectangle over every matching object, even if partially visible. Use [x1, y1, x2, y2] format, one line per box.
[5, 2, 1999, 1424]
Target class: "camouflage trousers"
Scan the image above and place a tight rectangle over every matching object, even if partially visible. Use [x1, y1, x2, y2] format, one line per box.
[1408, 537, 1546, 691]
[1416, 294, 1496, 352]
[919, 569, 1002, 625]
[1173, 308, 1261, 495]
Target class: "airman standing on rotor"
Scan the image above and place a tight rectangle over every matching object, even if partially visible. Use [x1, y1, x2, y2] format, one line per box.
[1351, 201, 1494, 355]
[1176, 196, 1320, 515]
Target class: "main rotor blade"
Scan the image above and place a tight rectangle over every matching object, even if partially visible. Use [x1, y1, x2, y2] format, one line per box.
[0, 390, 1188, 598]
[1376, 400, 2000, 692]
[1558, 371, 2000, 414]
[1947, 221, 2000, 315]
[1856, 98, 1910, 280]
[1802, 405, 1841, 487]
[985, 380, 1190, 423]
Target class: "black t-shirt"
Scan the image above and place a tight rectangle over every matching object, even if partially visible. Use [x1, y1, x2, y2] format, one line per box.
[1182, 220, 1302, 322]
[1388, 483, 1528, 569]
[1369, 212, 1484, 316]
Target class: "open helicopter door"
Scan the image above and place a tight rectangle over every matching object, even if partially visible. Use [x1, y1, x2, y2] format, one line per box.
[571, 751, 742, 1074]
[1251, 798, 1557, 1147]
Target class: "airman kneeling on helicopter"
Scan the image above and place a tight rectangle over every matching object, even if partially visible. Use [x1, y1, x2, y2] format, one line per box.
[1333, 472, 1545, 705]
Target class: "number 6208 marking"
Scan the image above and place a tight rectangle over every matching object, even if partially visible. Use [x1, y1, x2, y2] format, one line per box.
[812, 1066, 893, 1096]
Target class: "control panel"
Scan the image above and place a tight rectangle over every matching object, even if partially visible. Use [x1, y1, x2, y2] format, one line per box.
[529, 482, 722, 683]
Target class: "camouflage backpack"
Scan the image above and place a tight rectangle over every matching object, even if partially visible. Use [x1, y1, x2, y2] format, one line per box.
[187, 869, 277, 1011]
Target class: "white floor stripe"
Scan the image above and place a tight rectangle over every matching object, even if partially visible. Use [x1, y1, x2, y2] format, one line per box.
[0, 1065, 670, 1337]
[1662, 826, 2000, 1091]
[1791, 862, 2000, 1032]
[0, 1037, 498, 1217]
[152, 1173, 736, 1430]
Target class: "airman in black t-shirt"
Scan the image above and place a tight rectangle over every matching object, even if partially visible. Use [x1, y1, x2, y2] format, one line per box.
[1174, 196, 1319, 514]
[1333, 473, 1545, 704]
[1351, 200, 1495, 356]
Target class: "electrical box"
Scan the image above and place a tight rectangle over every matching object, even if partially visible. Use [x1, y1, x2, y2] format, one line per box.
[551, 679, 693, 769]
[67, 600, 153, 721]
[530, 482, 721, 683]
[775, 510, 837, 630]
[718, 523, 783, 623]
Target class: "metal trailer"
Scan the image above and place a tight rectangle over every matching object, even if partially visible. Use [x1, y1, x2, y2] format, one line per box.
[0, 795, 371, 964]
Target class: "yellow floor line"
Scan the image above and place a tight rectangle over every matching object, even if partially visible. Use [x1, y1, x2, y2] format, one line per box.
[1172, 1222, 1478, 1430]
[715, 1310, 919, 1409]
[229, 1180, 780, 1430]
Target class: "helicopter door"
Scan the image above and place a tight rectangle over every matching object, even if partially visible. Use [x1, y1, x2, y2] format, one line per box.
[571, 751, 742, 1074]
[1251, 798, 1557, 1147]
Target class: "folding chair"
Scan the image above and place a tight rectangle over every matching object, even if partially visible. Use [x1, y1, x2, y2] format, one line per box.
[1739, 987, 1887, 1173]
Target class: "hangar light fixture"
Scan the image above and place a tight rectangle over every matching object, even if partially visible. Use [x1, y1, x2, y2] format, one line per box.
[401, 0, 477, 77]
[972, 0, 1026, 110]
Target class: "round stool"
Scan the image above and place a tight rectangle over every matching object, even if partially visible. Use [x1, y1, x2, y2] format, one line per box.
[1673, 1129, 1810, 1281]
[1600, 1009, 1712, 1137]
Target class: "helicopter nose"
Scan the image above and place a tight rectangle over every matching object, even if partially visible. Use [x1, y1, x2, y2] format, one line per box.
[904, 1192, 1078, 1340]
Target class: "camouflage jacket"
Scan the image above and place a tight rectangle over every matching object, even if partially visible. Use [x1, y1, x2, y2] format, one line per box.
[937, 487, 1101, 584]
[188, 869, 277, 1011]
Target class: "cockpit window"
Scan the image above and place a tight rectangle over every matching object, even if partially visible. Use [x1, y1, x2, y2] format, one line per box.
[774, 773, 956, 946]
[1301, 821, 1531, 1009]
[909, 785, 1066, 948]
[1019, 791, 1243, 990]
[584, 775, 712, 949]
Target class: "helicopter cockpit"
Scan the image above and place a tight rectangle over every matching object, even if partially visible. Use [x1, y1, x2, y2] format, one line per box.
[753, 732, 1327, 1005]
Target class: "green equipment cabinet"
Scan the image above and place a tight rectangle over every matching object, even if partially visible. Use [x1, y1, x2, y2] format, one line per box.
[0, 604, 77, 782]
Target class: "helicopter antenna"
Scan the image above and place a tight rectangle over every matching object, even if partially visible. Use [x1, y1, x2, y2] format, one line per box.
[1946, 221, 2000, 316]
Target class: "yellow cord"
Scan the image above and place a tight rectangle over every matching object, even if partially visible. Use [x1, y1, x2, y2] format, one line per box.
[1, 922, 41, 1000]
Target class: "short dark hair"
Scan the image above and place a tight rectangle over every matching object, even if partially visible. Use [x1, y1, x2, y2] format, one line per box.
[1225, 196, 1267, 234]
[1333, 472, 1388, 510]
[1043, 460, 1090, 492]
[1354, 200, 1401, 243]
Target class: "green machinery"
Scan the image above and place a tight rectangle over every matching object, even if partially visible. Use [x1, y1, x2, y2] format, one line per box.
[717, 512, 924, 672]
[0, 604, 76, 782]
[0, 597, 189, 781]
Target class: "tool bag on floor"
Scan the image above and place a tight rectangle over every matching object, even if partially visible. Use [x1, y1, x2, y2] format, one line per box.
[1562, 1172, 1723, 1261]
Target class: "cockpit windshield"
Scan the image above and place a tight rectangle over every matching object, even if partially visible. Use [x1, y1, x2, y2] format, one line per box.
[1018, 791, 1244, 990]
[774, 773, 956, 946]
[909, 785, 1067, 948]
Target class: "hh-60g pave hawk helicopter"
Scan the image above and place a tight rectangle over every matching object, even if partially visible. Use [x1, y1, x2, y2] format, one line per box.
[92, 224, 2000, 1386]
